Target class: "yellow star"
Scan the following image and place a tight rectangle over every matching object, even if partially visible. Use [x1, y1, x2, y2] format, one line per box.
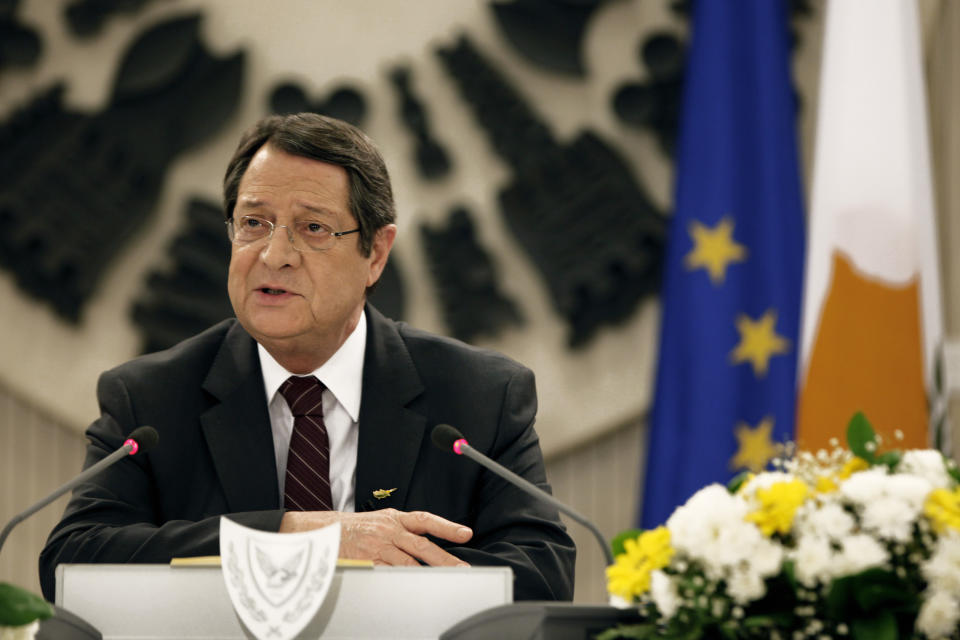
[684, 216, 747, 285]
[730, 417, 780, 472]
[730, 309, 791, 378]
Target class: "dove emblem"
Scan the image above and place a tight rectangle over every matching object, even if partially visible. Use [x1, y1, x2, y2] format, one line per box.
[249, 541, 310, 606]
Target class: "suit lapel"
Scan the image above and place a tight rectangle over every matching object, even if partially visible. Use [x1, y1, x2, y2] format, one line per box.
[200, 321, 280, 512]
[355, 306, 426, 512]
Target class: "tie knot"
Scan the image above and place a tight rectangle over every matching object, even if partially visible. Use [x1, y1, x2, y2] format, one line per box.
[279, 375, 325, 417]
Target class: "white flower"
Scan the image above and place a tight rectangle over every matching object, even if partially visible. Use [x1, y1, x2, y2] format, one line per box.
[841, 468, 932, 508]
[923, 532, 960, 597]
[649, 570, 680, 618]
[916, 590, 960, 639]
[607, 593, 633, 609]
[667, 484, 785, 584]
[795, 502, 855, 541]
[0, 621, 40, 640]
[749, 538, 784, 576]
[790, 535, 833, 588]
[839, 467, 889, 503]
[860, 496, 920, 542]
[667, 485, 751, 578]
[840, 468, 933, 540]
[835, 534, 888, 575]
[727, 567, 766, 604]
[899, 450, 953, 489]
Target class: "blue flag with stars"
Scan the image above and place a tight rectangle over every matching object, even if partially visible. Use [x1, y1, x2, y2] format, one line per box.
[640, 0, 805, 528]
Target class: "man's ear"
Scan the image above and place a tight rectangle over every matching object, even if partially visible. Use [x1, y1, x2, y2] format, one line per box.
[366, 224, 397, 287]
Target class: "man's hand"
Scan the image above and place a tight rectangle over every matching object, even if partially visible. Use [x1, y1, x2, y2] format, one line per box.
[279, 509, 473, 567]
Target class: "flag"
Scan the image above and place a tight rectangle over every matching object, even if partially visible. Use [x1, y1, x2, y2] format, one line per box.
[796, 0, 946, 453]
[640, 0, 805, 528]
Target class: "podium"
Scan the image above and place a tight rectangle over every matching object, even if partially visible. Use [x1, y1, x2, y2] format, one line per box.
[56, 563, 512, 639]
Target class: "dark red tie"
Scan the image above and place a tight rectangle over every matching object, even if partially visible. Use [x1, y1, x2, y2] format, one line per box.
[280, 375, 333, 511]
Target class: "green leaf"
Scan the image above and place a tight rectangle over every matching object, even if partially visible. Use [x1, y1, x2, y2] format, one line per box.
[610, 529, 644, 558]
[727, 470, 751, 493]
[876, 451, 902, 470]
[782, 560, 798, 591]
[853, 570, 917, 612]
[944, 455, 960, 485]
[847, 412, 877, 464]
[0, 582, 54, 627]
[850, 611, 898, 640]
[593, 623, 658, 640]
[825, 573, 855, 619]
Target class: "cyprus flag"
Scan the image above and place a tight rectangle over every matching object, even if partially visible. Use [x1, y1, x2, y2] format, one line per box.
[796, 0, 946, 452]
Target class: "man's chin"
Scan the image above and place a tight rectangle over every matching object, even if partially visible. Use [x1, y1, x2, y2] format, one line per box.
[238, 315, 307, 343]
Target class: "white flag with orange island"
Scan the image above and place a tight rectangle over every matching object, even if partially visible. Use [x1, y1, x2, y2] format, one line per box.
[796, 0, 946, 452]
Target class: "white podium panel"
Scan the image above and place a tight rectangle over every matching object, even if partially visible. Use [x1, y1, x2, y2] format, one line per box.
[56, 563, 513, 639]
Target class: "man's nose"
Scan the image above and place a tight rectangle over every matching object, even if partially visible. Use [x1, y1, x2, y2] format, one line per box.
[260, 225, 300, 267]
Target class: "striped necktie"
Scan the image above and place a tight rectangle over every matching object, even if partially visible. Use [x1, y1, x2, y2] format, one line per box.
[279, 375, 333, 511]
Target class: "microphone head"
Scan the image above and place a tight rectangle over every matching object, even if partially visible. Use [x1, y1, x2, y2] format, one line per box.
[127, 426, 160, 455]
[431, 424, 465, 453]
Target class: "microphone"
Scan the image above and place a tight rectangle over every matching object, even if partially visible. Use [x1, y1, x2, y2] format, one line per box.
[0, 425, 159, 554]
[431, 423, 613, 566]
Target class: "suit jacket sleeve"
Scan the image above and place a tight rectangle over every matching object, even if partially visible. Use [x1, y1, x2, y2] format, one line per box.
[38, 368, 284, 602]
[438, 367, 576, 601]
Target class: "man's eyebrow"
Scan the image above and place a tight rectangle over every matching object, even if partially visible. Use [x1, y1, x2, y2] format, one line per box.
[235, 198, 266, 209]
[298, 203, 340, 217]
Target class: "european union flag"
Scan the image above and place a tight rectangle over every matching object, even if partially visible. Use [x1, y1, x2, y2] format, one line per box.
[640, 0, 805, 528]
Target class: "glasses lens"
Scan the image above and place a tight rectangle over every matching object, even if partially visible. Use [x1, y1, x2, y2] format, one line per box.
[233, 216, 271, 243]
[295, 220, 335, 251]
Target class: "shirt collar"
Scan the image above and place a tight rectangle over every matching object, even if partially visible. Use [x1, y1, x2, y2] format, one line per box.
[257, 311, 366, 422]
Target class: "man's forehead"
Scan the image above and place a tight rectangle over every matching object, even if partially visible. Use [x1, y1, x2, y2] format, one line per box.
[236, 146, 352, 218]
[235, 196, 354, 226]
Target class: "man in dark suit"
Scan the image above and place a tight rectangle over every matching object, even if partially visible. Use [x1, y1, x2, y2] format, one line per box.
[39, 113, 575, 602]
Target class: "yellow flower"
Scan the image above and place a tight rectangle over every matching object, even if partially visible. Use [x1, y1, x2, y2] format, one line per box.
[925, 487, 960, 534]
[606, 527, 674, 601]
[815, 475, 838, 494]
[839, 457, 870, 479]
[746, 479, 808, 537]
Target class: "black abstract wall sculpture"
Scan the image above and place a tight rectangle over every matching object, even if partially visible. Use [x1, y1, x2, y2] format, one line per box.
[64, 0, 155, 38]
[132, 198, 233, 354]
[0, 0, 42, 70]
[489, 0, 607, 77]
[0, 13, 244, 321]
[388, 65, 451, 181]
[612, 32, 685, 157]
[421, 207, 522, 343]
[437, 35, 666, 347]
[269, 82, 367, 127]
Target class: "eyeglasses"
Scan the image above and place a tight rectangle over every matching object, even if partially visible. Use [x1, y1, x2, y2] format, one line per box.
[226, 215, 361, 252]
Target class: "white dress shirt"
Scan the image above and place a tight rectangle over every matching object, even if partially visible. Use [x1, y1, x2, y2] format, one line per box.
[257, 313, 366, 512]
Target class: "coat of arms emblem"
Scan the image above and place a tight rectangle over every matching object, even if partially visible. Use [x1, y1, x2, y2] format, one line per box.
[220, 517, 340, 640]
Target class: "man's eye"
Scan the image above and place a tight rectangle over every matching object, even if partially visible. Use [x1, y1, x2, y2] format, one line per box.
[242, 217, 264, 229]
[302, 222, 331, 235]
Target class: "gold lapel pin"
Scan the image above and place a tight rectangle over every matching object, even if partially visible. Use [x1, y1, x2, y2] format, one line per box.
[372, 488, 397, 500]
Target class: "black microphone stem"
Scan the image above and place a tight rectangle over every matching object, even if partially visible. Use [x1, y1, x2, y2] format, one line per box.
[0, 442, 134, 555]
[459, 444, 614, 566]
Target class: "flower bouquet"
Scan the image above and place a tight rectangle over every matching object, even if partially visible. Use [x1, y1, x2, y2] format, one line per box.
[602, 413, 960, 640]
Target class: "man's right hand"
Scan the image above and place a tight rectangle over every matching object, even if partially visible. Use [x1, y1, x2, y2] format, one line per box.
[279, 509, 473, 567]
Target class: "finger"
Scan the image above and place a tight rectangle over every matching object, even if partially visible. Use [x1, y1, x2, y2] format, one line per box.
[373, 545, 420, 567]
[395, 530, 469, 567]
[398, 511, 473, 544]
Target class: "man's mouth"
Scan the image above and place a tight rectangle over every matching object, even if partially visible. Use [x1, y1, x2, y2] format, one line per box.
[260, 287, 289, 295]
